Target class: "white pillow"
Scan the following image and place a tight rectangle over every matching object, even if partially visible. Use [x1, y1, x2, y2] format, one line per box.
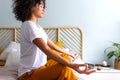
[0, 41, 20, 60]
[5, 48, 20, 67]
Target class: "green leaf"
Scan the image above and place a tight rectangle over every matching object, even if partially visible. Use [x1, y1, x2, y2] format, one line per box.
[107, 51, 115, 59]
[105, 41, 120, 61]
[118, 59, 120, 62]
[113, 42, 120, 50]
[117, 56, 120, 61]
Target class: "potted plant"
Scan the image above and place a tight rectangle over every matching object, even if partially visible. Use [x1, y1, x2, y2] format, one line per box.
[104, 42, 120, 70]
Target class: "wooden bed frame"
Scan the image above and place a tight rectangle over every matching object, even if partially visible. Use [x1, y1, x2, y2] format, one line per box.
[0, 26, 84, 60]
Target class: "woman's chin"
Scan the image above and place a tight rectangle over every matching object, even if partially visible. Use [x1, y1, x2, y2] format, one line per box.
[39, 15, 44, 18]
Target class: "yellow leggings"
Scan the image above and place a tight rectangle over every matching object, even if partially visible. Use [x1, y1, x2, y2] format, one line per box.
[18, 54, 78, 80]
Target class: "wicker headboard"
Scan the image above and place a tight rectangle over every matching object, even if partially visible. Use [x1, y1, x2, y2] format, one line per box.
[0, 26, 84, 60]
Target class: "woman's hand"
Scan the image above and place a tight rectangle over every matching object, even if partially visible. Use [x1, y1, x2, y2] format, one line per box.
[70, 63, 96, 75]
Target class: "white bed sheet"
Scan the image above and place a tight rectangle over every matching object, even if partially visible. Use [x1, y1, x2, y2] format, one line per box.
[74, 71, 120, 80]
[0, 66, 18, 80]
[0, 60, 120, 80]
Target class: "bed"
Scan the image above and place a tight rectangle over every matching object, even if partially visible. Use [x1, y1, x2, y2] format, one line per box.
[0, 26, 85, 80]
[0, 26, 120, 80]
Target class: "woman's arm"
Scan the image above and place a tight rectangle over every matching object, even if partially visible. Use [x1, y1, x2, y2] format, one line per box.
[33, 38, 72, 66]
[47, 38, 79, 59]
[33, 38, 96, 74]
[47, 38, 66, 53]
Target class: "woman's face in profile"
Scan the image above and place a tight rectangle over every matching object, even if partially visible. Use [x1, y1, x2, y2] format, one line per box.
[32, 1, 45, 18]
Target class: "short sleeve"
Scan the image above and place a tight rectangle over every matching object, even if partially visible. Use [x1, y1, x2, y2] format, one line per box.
[22, 22, 47, 43]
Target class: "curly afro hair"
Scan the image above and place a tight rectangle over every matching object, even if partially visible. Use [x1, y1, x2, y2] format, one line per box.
[12, 0, 46, 22]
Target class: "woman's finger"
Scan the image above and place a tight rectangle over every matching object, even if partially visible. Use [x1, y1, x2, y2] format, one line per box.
[85, 69, 96, 75]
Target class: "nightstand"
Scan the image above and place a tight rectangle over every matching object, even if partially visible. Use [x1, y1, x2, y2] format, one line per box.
[96, 68, 120, 73]
[87, 68, 120, 80]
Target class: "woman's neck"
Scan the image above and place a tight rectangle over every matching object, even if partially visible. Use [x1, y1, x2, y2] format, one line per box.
[29, 16, 38, 24]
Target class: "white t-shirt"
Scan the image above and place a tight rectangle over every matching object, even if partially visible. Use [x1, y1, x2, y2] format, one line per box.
[18, 21, 48, 77]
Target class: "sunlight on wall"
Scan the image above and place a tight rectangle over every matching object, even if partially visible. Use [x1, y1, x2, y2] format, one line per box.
[78, 0, 120, 66]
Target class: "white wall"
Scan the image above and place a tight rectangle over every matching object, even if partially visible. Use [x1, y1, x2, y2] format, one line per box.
[0, 0, 120, 66]
[0, 0, 21, 26]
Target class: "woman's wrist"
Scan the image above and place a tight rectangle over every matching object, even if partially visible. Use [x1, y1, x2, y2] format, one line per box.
[67, 62, 74, 68]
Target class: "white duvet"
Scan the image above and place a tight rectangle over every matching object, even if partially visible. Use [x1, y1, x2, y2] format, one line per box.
[0, 66, 18, 80]
[0, 58, 91, 80]
[0, 59, 120, 80]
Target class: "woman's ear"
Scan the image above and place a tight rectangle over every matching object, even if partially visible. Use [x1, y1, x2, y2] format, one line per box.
[32, 3, 39, 11]
[36, 3, 40, 9]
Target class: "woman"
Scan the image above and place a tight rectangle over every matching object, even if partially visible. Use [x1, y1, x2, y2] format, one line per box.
[12, 0, 95, 80]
